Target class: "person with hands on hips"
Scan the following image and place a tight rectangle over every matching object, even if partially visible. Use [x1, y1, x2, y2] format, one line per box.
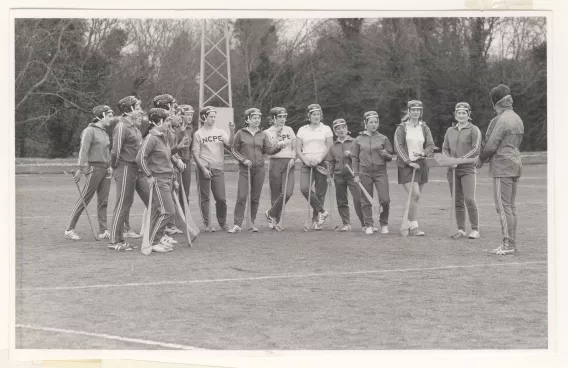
[351, 111, 393, 235]
[135, 108, 179, 253]
[229, 108, 285, 233]
[325, 118, 364, 232]
[192, 106, 236, 232]
[263, 107, 297, 230]
[65, 105, 114, 241]
[296, 103, 334, 230]
[394, 100, 436, 236]
[442, 102, 482, 240]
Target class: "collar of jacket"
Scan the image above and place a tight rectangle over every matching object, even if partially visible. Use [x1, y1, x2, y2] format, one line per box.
[120, 115, 136, 128]
[149, 128, 165, 137]
[494, 95, 514, 114]
[88, 122, 107, 131]
[359, 130, 382, 137]
[306, 122, 325, 131]
[399, 120, 425, 130]
[243, 127, 261, 136]
[334, 135, 353, 143]
[452, 122, 473, 130]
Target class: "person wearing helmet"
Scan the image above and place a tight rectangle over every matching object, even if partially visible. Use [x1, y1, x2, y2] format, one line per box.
[107, 96, 151, 251]
[135, 108, 180, 253]
[351, 111, 394, 235]
[477, 84, 524, 256]
[296, 103, 334, 230]
[442, 102, 482, 240]
[64, 105, 114, 241]
[175, 104, 195, 209]
[394, 100, 436, 236]
[228, 108, 285, 233]
[192, 106, 236, 232]
[325, 118, 364, 232]
[263, 107, 296, 229]
[152, 94, 188, 236]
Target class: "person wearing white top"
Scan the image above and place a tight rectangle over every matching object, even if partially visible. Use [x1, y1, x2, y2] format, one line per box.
[394, 100, 436, 236]
[264, 107, 297, 229]
[296, 104, 334, 230]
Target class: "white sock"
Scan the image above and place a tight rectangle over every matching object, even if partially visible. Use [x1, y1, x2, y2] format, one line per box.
[410, 221, 418, 228]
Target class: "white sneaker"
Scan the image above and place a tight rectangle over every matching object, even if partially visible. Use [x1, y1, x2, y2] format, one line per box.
[165, 226, 183, 235]
[205, 225, 216, 232]
[313, 221, 322, 231]
[380, 226, 389, 234]
[317, 211, 329, 226]
[228, 225, 242, 233]
[152, 243, 172, 253]
[163, 235, 178, 245]
[450, 229, 467, 240]
[123, 229, 141, 239]
[251, 225, 259, 232]
[98, 230, 111, 240]
[338, 224, 352, 232]
[159, 236, 175, 250]
[362, 227, 368, 233]
[64, 229, 81, 240]
[365, 227, 374, 235]
[372, 227, 379, 232]
[468, 230, 480, 239]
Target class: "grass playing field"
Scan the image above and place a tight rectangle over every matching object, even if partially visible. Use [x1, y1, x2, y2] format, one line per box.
[14, 164, 548, 350]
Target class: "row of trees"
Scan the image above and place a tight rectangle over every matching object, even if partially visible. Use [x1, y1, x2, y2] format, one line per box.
[14, 17, 546, 157]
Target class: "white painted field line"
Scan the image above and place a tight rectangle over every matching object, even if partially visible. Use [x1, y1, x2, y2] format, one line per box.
[16, 324, 202, 350]
[17, 261, 545, 292]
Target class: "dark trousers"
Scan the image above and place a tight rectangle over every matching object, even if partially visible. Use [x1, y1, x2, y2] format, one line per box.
[493, 176, 519, 247]
[149, 176, 175, 245]
[196, 168, 227, 227]
[447, 169, 479, 231]
[334, 173, 364, 227]
[360, 167, 390, 227]
[233, 164, 266, 226]
[66, 165, 110, 233]
[300, 164, 328, 222]
[267, 158, 295, 221]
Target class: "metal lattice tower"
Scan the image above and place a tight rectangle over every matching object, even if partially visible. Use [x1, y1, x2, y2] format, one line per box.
[199, 20, 233, 109]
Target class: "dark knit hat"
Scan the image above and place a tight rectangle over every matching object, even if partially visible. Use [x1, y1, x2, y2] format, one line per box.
[490, 84, 511, 105]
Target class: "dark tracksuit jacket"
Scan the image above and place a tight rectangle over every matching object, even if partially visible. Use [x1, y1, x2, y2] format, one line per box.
[351, 131, 394, 227]
[67, 122, 111, 233]
[136, 129, 175, 245]
[231, 128, 283, 226]
[326, 136, 364, 226]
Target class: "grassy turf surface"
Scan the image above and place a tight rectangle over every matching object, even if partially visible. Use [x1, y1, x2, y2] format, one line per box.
[15, 165, 548, 350]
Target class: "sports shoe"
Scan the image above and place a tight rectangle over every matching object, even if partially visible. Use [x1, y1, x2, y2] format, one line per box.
[205, 225, 216, 232]
[313, 221, 323, 231]
[380, 226, 389, 234]
[485, 245, 517, 255]
[338, 224, 352, 232]
[165, 225, 183, 235]
[98, 230, 111, 240]
[265, 210, 275, 229]
[409, 227, 425, 236]
[152, 243, 172, 253]
[468, 230, 480, 239]
[365, 227, 374, 235]
[372, 227, 379, 232]
[159, 236, 174, 250]
[124, 229, 141, 239]
[64, 229, 81, 240]
[163, 235, 178, 245]
[317, 211, 329, 226]
[108, 242, 133, 251]
[251, 225, 259, 232]
[450, 229, 466, 240]
[219, 224, 229, 232]
[228, 225, 242, 233]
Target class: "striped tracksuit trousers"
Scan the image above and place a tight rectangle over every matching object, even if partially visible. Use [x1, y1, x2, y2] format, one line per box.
[66, 165, 110, 234]
[493, 176, 519, 247]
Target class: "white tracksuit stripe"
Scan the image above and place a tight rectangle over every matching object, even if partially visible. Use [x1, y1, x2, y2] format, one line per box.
[495, 178, 509, 242]
[150, 181, 166, 245]
[66, 169, 93, 230]
[111, 166, 128, 243]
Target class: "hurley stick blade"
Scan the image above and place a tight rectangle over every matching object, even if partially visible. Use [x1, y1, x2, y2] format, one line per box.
[173, 194, 192, 247]
[141, 181, 153, 255]
[400, 168, 416, 237]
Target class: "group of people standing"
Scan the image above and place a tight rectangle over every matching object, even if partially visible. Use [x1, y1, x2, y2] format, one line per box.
[63, 83, 524, 256]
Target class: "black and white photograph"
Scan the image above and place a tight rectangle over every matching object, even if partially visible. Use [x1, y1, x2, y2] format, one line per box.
[10, 6, 555, 361]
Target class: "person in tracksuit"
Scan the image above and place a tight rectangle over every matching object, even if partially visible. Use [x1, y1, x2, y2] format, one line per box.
[136, 108, 178, 253]
[351, 111, 394, 235]
[108, 96, 151, 251]
[176, 104, 195, 209]
[442, 102, 482, 240]
[296, 104, 334, 230]
[394, 100, 436, 236]
[64, 105, 114, 241]
[229, 108, 285, 233]
[325, 118, 364, 232]
[263, 107, 296, 230]
[152, 94, 188, 237]
[192, 106, 236, 232]
[477, 84, 524, 256]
